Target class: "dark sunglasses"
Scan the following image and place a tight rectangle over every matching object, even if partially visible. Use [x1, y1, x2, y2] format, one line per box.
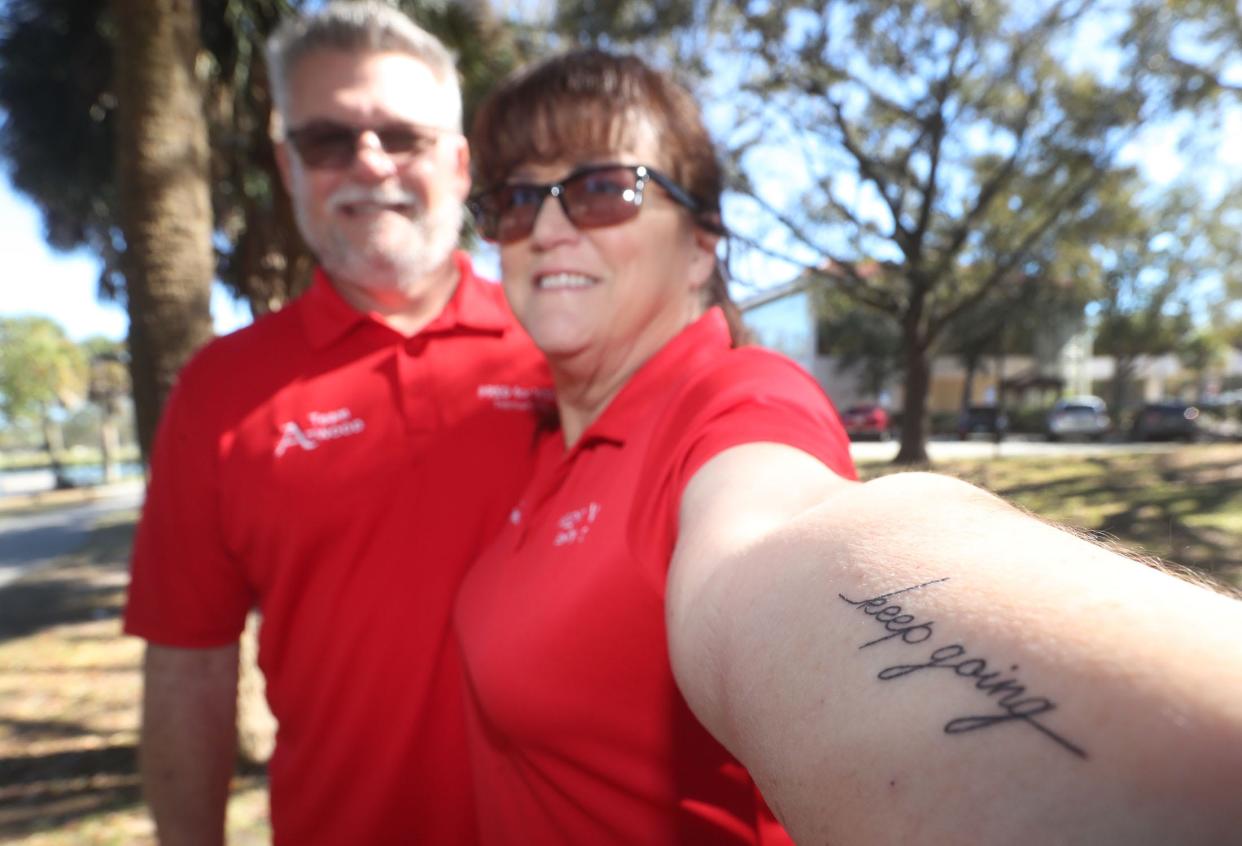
[285, 121, 449, 169]
[468, 164, 706, 244]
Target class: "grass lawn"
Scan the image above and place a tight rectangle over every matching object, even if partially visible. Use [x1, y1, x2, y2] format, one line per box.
[1, 443, 1238, 842]
[858, 443, 1242, 591]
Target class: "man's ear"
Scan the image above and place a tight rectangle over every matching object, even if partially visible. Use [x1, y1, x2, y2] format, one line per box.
[453, 134, 472, 201]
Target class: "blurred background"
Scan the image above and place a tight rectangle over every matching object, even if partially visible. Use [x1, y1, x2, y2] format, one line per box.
[0, 1, 1239, 842]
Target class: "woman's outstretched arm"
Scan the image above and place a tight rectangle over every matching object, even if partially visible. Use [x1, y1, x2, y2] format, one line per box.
[666, 443, 1242, 845]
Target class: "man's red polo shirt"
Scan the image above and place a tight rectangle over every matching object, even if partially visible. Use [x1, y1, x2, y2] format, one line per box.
[455, 308, 856, 844]
[126, 252, 549, 845]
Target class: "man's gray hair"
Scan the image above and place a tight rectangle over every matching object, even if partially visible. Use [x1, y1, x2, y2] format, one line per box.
[266, 1, 462, 137]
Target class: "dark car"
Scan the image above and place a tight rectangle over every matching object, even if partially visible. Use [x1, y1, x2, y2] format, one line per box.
[840, 404, 891, 440]
[957, 406, 1009, 441]
[1130, 402, 1201, 442]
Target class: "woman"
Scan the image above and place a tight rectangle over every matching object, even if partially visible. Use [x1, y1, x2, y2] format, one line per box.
[457, 50, 1242, 844]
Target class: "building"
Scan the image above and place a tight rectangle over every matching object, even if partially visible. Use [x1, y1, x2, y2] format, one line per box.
[740, 277, 1239, 417]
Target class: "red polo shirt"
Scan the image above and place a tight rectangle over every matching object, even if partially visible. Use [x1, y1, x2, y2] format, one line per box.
[126, 252, 550, 845]
[455, 308, 855, 845]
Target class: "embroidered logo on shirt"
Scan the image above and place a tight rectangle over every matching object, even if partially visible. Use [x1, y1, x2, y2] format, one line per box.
[553, 502, 602, 546]
[477, 383, 554, 412]
[274, 408, 366, 457]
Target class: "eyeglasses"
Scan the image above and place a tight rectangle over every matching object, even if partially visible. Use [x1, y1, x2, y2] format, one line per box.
[285, 120, 449, 169]
[468, 164, 705, 244]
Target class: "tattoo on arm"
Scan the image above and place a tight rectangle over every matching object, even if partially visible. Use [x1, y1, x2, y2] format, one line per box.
[839, 579, 1088, 759]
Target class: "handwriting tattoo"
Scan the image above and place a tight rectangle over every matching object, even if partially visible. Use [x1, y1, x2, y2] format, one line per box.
[839, 579, 1087, 759]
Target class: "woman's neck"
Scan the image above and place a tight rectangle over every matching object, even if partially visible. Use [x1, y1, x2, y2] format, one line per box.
[550, 363, 634, 448]
[549, 303, 707, 447]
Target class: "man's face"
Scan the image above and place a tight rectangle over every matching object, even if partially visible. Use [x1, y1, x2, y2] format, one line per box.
[276, 50, 470, 304]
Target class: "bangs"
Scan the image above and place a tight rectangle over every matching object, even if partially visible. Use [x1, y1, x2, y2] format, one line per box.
[471, 54, 667, 190]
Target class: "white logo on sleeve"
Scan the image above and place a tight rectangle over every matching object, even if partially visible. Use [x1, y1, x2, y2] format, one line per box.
[553, 502, 602, 546]
[274, 408, 366, 457]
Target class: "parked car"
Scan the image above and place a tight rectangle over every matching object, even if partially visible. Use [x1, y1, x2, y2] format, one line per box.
[840, 403, 891, 440]
[957, 406, 1009, 441]
[1130, 401, 1201, 441]
[1046, 396, 1110, 441]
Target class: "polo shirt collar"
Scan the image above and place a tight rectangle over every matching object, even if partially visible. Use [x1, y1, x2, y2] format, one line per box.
[576, 307, 731, 448]
[300, 251, 512, 349]
[422, 252, 513, 336]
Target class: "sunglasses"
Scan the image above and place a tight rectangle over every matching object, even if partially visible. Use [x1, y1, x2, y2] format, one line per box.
[468, 164, 705, 244]
[285, 121, 449, 169]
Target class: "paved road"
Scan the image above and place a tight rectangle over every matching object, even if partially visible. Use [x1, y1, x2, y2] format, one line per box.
[850, 436, 1185, 463]
[0, 483, 145, 589]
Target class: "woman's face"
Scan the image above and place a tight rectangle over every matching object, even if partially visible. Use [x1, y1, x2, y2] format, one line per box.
[498, 129, 719, 385]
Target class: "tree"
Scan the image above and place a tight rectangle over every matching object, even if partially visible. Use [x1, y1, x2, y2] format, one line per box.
[1122, 0, 1242, 106]
[0, 316, 87, 486]
[712, 0, 1207, 462]
[82, 335, 131, 483]
[1177, 329, 1228, 398]
[0, 0, 121, 288]
[546, 0, 723, 72]
[1090, 185, 1220, 412]
[814, 265, 904, 401]
[110, 0, 217, 462]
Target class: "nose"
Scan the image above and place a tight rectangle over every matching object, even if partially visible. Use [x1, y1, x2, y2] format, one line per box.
[349, 130, 398, 183]
[529, 188, 577, 249]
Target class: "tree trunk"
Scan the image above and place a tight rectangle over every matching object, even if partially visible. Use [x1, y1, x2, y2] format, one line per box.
[960, 353, 980, 412]
[892, 281, 933, 465]
[895, 330, 932, 465]
[112, 0, 215, 464]
[1112, 353, 1135, 419]
[993, 348, 1007, 444]
[99, 410, 120, 483]
[41, 413, 72, 489]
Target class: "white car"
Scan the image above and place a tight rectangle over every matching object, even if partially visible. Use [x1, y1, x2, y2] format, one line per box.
[1046, 396, 1111, 441]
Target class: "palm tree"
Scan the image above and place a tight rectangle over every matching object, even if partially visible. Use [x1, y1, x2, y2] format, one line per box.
[111, 0, 216, 460]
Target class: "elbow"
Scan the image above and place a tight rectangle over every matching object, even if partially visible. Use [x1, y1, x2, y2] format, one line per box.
[847, 471, 1015, 538]
[667, 573, 741, 751]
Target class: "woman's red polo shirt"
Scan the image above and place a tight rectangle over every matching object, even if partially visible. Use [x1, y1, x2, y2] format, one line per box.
[455, 308, 855, 844]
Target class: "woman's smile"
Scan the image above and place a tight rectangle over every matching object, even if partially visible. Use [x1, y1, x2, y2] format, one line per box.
[534, 271, 599, 290]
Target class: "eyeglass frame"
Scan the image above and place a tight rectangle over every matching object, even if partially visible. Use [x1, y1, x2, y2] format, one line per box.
[283, 120, 456, 170]
[467, 163, 717, 244]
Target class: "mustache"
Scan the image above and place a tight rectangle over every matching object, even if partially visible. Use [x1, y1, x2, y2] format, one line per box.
[327, 185, 423, 212]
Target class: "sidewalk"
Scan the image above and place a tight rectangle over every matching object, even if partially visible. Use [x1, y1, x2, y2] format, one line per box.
[0, 479, 144, 515]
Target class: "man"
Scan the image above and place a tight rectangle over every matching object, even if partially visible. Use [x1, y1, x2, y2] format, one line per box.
[124, 4, 548, 844]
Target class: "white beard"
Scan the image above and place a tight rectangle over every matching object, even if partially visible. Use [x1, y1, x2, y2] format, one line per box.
[291, 176, 464, 300]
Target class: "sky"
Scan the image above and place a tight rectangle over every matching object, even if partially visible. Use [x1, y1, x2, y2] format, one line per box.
[0, 183, 253, 342]
[0, 14, 1239, 345]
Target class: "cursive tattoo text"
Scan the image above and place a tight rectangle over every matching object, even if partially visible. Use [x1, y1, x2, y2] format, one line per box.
[840, 579, 1087, 759]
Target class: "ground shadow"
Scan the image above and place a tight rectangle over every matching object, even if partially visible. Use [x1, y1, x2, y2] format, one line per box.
[0, 521, 134, 645]
[948, 450, 1242, 590]
[0, 739, 266, 839]
[0, 517, 267, 839]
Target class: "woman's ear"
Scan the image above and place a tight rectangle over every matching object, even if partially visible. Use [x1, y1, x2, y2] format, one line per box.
[687, 224, 721, 292]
